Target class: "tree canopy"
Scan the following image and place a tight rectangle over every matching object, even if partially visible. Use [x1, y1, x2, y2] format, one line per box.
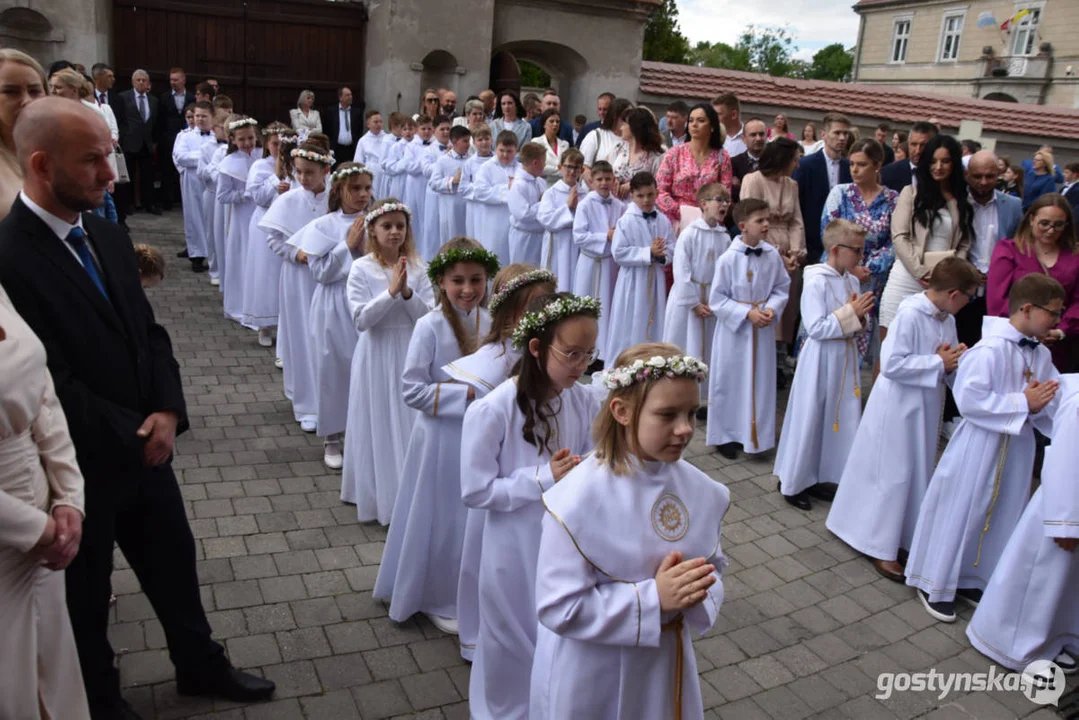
[643, 0, 691, 64]
[805, 43, 855, 82]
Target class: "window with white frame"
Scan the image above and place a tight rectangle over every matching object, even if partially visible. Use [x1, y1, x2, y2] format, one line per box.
[1011, 6, 1042, 56]
[891, 18, 911, 63]
[939, 12, 964, 62]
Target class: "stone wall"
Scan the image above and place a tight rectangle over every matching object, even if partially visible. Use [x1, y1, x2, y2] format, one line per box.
[0, 0, 110, 69]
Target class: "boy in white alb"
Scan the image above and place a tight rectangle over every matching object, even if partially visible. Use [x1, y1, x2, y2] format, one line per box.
[461, 124, 493, 240]
[428, 125, 473, 244]
[172, 101, 216, 268]
[773, 219, 873, 511]
[706, 198, 790, 459]
[827, 257, 977, 582]
[378, 112, 406, 195]
[967, 374, 1079, 677]
[663, 182, 731, 368]
[537, 147, 586, 292]
[356, 110, 386, 196]
[905, 273, 1064, 623]
[403, 115, 434, 236]
[471, 131, 520, 264]
[506, 142, 548, 265]
[419, 115, 452, 260]
[571, 160, 624, 367]
[381, 113, 412, 201]
[604, 171, 676, 365]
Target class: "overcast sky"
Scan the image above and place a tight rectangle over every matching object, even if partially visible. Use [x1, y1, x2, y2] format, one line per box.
[677, 0, 862, 61]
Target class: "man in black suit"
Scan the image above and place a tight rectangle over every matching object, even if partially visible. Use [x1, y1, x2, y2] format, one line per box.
[0, 98, 274, 720]
[323, 86, 363, 164]
[873, 122, 896, 166]
[575, 91, 614, 148]
[880, 121, 937, 193]
[158, 67, 195, 211]
[730, 118, 768, 204]
[119, 69, 160, 218]
[91, 63, 129, 225]
[792, 111, 853, 262]
[1062, 163, 1079, 218]
[528, 89, 575, 144]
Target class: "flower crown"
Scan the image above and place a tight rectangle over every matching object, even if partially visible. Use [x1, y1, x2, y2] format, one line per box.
[331, 165, 374, 183]
[510, 295, 601, 350]
[291, 147, 335, 165]
[488, 269, 556, 313]
[365, 201, 412, 227]
[426, 247, 500, 285]
[599, 355, 708, 390]
[227, 117, 258, 132]
[278, 135, 299, 146]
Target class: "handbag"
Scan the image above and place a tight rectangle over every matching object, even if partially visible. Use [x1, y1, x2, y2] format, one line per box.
[113, 149, 130, 184]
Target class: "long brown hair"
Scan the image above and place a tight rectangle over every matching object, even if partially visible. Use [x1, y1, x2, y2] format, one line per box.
[1014, 193, 1078, 254]
[261, 121, 289, 159]
[432, 237, 491, 356]
[481, 264, 557, 350]
[364, 197, 420, 267]
[275, 128, 299, 179]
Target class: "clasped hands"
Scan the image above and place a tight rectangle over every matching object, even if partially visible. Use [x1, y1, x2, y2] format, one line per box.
[34, 505, 82, 571]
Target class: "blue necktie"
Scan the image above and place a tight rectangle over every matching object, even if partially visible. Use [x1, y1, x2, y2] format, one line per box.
[65, 227, 109, 300]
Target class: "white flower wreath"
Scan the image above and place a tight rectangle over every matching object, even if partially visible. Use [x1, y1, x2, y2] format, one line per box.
[227, 117, 258, 132]
[331, 165, 374, 183]
[488, 269, 556, 313]
[364, 201, 412, 227]
[599, 355, 708, 390]
[510, 295, 601, 350]
[290, 148, 334, 165]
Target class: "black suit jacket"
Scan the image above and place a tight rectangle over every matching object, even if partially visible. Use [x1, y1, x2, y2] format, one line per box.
[119, 89, 158, 154]
[323, 104, 364, 153]
[94, 89, 128, 140]
[0, 197, 188, 479]
[1064, 183, 1079, 216]
[880, 160, 913, 193]
[730, 151, 760, 203]
[793, 151, 852, 261]
[882, 143, 896, 167]
[158, 89, 196, 143]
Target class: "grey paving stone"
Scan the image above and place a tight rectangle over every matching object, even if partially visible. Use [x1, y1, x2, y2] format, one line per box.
[260, 660, 322, 699]
[400, 670, 462, 710]
[313, 652, 373, 690]
[226, 634, 282, 668]
[325, 621, 381, 655]
[276, 626, 332, 661]
[298, 689, 361, 719]
[351, 681, 412, 719]
[363, 646, 420, 682]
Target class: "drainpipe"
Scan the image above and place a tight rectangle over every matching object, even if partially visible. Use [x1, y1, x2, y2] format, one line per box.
[1038, 43, 1054, 105]
[853, 13, 866, 81]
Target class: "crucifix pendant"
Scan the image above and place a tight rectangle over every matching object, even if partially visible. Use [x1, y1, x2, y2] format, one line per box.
[1023, 369, 1033, 383]
[747, 270, 754, 282]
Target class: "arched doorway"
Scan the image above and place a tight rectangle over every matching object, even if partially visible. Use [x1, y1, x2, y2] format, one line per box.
[982, 91, 1019, 103]
[420, 50, 459, 106]
[488, 40, 589, 114]
[489, 51, 520, 94]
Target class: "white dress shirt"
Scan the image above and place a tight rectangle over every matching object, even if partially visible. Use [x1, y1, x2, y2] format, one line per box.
[172, 89, 186, 114]
[723, 124, 746, 157]
[969, 192, 1000, 274]
[337, 105, 353, 146]
[824, 151, 841, 189]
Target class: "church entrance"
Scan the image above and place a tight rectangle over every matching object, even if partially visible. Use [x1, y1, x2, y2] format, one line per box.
[112, 0, 367, 124]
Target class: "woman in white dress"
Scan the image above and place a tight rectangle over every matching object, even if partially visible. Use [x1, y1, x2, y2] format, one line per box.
[290, 164, 372, 468]
[581, 97, 632, 187]
[342, 199, 434, 525]
[532, 108, 568, 187]
[449, 265, 556, 661]
[216, 117, 260, 324]
[461, 292, 602, 720]
[879, 135, 973, 329]
[258, 141, 332, 430]
[289, 89, 322, 135]
[0, 285, 90, 720]
[374, 240, 499, 635]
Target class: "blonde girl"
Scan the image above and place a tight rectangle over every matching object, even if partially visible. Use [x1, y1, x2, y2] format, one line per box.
[242, 121, 291, 339]
[216, 115, 260, 323]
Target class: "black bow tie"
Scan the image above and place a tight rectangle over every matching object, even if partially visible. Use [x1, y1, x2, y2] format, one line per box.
[642, 210, 657, 219]
[600, 197, 613, 205]
[744, 247, 763, 257]
[423, 140, 432, 145]
[934, 311, 949, 322]
[201, 131, 212, 136]
[1018, 337, 1040, 349]
[439, 145, 448, 152]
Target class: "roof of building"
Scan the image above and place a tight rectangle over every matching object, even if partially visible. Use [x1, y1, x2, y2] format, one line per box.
[638, 61, 1079, 141]
[853, 0, 929, 9]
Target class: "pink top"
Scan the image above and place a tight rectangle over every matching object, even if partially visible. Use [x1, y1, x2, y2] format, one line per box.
[767, 129, 795, 140]
[655, 144, 733, 225]
[987, 238, 1079, 365]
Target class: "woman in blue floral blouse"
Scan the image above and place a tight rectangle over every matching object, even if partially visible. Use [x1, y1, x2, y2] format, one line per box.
[820, 138, 898, 366]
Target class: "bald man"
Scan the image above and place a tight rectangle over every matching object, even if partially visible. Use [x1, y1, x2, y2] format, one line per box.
[0, 98, 274, 719]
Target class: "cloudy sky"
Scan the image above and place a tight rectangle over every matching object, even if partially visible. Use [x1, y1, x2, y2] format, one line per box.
[676, 0, 862, 60]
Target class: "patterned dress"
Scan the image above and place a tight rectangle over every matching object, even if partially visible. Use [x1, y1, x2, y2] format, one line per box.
[656, 144, 733, 226]
[821, 182, 898, 357]
[608, 141, 664, 184]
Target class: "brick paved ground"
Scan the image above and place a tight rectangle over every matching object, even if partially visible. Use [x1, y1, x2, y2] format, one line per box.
[109, 210, 1071, 719]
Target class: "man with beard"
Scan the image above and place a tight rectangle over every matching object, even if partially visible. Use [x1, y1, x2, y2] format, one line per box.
[0, 98, 274, 720]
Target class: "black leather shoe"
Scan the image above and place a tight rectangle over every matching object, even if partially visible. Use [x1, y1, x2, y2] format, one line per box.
[176, 666, 275, 703]
[805, 482, 838, 502]
[191, 258, 208, 273]
[715, 442, 739, 459]
[177, 249, 189, 258]
[695, 406, 708, 421]
[778, 481, 811, 511]
[90, 698, 143, 720]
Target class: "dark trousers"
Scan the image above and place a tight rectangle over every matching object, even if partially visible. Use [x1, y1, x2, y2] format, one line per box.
[65, 463, 225, 709]
[332, 141, 358, 165]
[159, 137, 181, 209]
[944, 296, 986, 420]
[118, 146, 157, 220]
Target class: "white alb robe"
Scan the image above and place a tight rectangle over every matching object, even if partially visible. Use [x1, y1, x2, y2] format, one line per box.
[341, 255, 434, 525]
[357, 130, 387, 198]
[381, 135, 408, 200]
[705, 240, 790, 452]
[172, 129, 215, 259]
[663, 218, 731, 363]
[460, 152, 492, 240]
[216, 149, 258, 324]
[241, 156, 285, 329]
[529, 456, 729, 720]
[291, 210, 360, 437]
[774, 264, 865, 495]
[198, 141, 227, 281]
[419, 143, 450, 260]
[827, 292, 957, 562]
[445, 341, 522, 661]
[604, 205, 676, 364]
[572, 191, 625, 362]
[402, 141, 433, 237]
[461, 379, 600, 720]
[506, 169, 547, 266]
[967, 375, 1079, 670]
[470, 158, 519, 263]
[905, 317, 1060, 603]
[259, 187, 329, 421]
[428, 149, 471, 247]
[374, 307, 491, 623]
[537, 179, 584, 292]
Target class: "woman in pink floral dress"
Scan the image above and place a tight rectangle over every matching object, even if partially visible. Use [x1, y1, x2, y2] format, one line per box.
[656, 103, 732, 230]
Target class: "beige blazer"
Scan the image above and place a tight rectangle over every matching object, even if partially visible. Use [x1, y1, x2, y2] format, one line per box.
[891, 184, 971, 281]
[290, 107, 322, 134]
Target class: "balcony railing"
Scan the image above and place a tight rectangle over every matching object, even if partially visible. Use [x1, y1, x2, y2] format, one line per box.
[979, 54, 1051, 80]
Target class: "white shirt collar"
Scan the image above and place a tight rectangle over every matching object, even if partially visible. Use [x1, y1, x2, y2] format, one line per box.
[20, 191, 83, 242]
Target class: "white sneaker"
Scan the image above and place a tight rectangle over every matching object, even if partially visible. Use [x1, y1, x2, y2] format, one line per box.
[274, 357, 284, 369]
[257, 328, 274, 347]
[941, 420, 956, 440]
[424, 613, 459, 635]
[300, 418, 317, 433]
[209, 277, 220, 287]
[323, 439, 343, 470]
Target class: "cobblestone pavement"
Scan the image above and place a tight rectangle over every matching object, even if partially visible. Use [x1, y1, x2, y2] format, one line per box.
[109, 210, 1071, 719]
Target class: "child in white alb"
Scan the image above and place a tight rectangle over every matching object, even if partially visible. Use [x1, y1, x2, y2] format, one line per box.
[428, 125, 473, 248]
[471, 131, 520, 264]
[506, 142, 549, 266]
[537, 147, 586, 291]
[215, 116, 260, 324]
[461, 124, 493, 240]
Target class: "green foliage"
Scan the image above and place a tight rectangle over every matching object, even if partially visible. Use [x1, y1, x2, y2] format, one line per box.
[643, 0, 690, 64]
[738, 24, 803, 78]
[805, 43, 854, 81]
[518, 60, 550, 88]
[688, 40, 751, 71]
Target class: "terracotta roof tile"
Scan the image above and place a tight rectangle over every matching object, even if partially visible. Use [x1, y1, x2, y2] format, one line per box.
[639, 61, 1079, 141]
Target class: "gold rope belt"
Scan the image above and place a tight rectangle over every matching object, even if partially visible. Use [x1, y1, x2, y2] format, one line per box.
[660, 613, 685, 720]
[974, 434, 1012, 567]
[735, 300, 764, 449]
